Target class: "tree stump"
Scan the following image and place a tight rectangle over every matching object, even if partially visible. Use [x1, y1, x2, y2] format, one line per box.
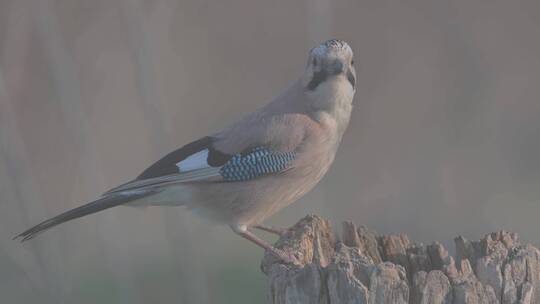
[261, 215, 540, 304]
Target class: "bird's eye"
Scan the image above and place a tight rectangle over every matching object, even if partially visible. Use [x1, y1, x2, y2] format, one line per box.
[351, 60, 354, 65]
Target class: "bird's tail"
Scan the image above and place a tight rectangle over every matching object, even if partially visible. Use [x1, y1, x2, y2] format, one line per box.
[14, 191, 156, 242]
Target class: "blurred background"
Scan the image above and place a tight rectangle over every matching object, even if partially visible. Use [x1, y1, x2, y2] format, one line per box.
[1, 0, 540, 303]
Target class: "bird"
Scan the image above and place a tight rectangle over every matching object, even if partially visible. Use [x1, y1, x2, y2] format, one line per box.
[14, 39, 356, 264]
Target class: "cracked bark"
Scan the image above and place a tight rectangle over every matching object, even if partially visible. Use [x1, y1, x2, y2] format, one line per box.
[261, 215, 540, 304]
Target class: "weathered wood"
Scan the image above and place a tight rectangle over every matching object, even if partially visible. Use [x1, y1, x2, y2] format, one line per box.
[262, 215, 540, 304]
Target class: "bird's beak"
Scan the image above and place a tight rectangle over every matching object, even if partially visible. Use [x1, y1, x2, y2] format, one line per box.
[331, 60, 344, 75]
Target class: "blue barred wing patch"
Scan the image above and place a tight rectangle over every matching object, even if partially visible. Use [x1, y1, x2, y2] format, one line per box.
[219, 147, 295, 182]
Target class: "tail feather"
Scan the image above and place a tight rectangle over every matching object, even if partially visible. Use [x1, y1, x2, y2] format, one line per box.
[14, 191, 155, 242]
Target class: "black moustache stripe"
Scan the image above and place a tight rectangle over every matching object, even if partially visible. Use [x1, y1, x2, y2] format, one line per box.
[307, 70, 328, 91]
[347, 70, 355, 89]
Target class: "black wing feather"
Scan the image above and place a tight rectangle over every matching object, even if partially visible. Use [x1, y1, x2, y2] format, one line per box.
[137, 136, 232, 180]
[103, 136, 232, 195]
[138, 137, 212, 179]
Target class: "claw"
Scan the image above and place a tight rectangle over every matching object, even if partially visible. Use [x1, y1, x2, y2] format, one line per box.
[272, 248, 301, 265]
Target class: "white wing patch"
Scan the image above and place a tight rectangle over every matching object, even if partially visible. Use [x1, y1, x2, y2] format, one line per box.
[177, 149, 210, 172]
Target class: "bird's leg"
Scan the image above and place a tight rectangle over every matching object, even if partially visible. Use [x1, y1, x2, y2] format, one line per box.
[253, 224, 288, 236]
[231, 224, 299, 265]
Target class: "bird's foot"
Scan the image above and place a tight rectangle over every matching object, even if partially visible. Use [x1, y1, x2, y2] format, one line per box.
[269, 247, 301, 265]
[254, 224, 289, 237]
[230, 224, 299, 265]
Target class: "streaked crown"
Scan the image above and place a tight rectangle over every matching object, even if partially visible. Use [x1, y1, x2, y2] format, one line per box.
[310, 39, 352, 57]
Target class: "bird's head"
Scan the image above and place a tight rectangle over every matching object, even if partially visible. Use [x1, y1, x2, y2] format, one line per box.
[302, 39, 356, 92]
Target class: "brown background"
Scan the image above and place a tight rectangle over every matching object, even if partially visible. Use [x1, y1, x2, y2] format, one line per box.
[1, 0, 539, 303]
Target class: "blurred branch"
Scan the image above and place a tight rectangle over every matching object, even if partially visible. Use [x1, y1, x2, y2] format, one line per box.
[121, 2, 211, 302]
[0, 68, 55, 300]
[34, 0, 104, 192]
[122, 0, 168, 150]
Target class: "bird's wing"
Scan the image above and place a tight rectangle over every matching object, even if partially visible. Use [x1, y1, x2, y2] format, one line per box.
[104, 114, 314, 195]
